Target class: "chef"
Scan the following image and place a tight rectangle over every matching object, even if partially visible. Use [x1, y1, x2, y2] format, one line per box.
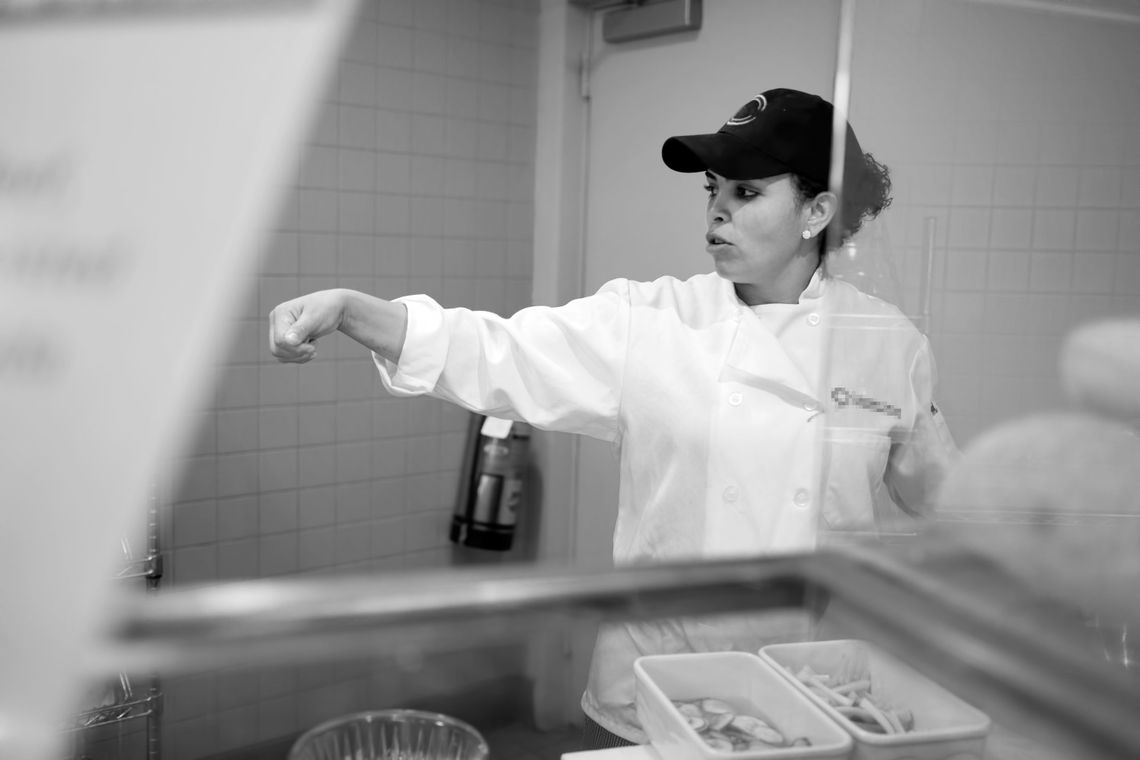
[268, 87, 960, 747]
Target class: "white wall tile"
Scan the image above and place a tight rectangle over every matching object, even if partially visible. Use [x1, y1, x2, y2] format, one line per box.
[1032, 209, 1075, 250]
[165, 715, 219, 760]
[216, 705, 259, 753]
[344, 19, 379, 64]
[258, 533, 298, 576]
[947, 207, 990, 249]
[1075, 209, 1119, 252]
[298, 444, 337, 488]
[297, 188, 339, 232]
[376, 66, 413, 111]
[950, 165, 992, 206]
[218, 539, 259, 580]
[1020, 293, 1071, 338]
[217, 409, 258, 453]
[410, 236, 445, 276]
[337, 358, 382, 400]
[994, 120, 1039, 165]
[173, 501, 217, 547]
[299, 486, 338, 529]
[335, 441, 373, 483]
[378, 24, 414, 68]
[172, 545, 218, 584]
[337, 149, 377, 193]
[298, 232, 338, 274]
[216, 365, 259, 408]
[982, 293, 1030, 334]
[475, 121, 508, 162]
[1113, 252, 1140, 295]
[446, 118, 481, 158]
[986, 250, 1029, 291]
[1121, 168, 1140, 208]
[217, 495, 259, 541]
[297, 360, 338, 403]
[256, 695, 297, 744]
[335, 400, 374, 442]
[377, 0, 414, 27]
[164, 675, 217, 723]
[263, 232, 300, 275]
[1078, 166, 1123, 208]
[336, 523, 373, 564]
[940, 292, 986, 333]
[1034, 165, 1079, 207]
[1037, 122, 1081, 165]
[1028, 251, 1073, 292]
[988, 208, 1032, 249]
[336, 481, 373, 524]
[991, 166, 1035, 207]
[299, 527, 336, 570]
[339, 62, 379, 107]
[1118, 210, 1140, 253]
[412, 32, 449, 75]
[259, 490, 299, 534]
[259, 363, 299, 406]
[1079, 123, 1125, 166]
[177, 456, 217, 501]
[1072, 251, 1116, 294]
[217, 452, 260, 498]
[414, 0, 448, 32]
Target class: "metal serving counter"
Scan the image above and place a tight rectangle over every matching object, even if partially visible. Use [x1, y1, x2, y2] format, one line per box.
[99, 537, 1140, 760]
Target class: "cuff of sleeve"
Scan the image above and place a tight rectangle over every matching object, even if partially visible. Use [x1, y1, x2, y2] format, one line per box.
[371, 295, 449, 397]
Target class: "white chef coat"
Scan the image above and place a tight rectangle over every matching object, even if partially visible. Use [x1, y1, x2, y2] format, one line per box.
[373, 268, 958, 742]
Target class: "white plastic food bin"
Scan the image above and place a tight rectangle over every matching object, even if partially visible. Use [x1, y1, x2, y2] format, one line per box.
[634, 652, 854, 760]
[759, 640, 991, 760]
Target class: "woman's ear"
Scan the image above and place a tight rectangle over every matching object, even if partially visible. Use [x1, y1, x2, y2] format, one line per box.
[805, 191, 838, 236]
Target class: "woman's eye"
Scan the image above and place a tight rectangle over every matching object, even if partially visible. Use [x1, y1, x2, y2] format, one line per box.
[736, 186, 759, 199]
[702, 183, 717, 196]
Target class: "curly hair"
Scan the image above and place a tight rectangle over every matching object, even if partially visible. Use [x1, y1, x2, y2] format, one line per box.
[792, 152, 893, 247]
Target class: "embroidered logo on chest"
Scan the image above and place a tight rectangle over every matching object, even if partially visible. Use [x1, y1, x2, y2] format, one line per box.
[830, 386, 901, 419]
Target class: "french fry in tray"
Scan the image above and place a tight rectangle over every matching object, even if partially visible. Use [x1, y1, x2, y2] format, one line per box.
[791, 666, 914, 735]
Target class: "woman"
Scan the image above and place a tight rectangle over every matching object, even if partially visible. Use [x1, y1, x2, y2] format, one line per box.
[269, 87, 959, 747]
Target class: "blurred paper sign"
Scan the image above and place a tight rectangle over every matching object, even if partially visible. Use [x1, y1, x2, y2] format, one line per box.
[0, 0, 357, 756]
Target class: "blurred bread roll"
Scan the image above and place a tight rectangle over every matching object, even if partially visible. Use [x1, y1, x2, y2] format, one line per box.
[934, 412, 1140, 624]
[1060, 318, 1140, 423]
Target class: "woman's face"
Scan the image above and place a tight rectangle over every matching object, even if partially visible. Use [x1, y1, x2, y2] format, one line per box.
[703, 171, 818, 303]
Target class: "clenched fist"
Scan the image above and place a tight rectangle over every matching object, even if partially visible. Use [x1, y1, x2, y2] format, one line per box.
[268, 288, 407, 364]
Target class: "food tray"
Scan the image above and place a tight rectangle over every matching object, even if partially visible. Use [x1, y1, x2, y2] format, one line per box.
[759, 640, 990, 760]
[634, 651, 853, 760]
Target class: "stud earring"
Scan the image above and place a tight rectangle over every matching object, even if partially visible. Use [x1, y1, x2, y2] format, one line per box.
[801, 230, 812, 240]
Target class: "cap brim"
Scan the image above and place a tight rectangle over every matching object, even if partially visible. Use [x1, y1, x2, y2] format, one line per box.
[662, 132, 791, 180]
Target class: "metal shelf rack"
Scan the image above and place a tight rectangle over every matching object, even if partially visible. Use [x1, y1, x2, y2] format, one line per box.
[64, 492, 163, 760]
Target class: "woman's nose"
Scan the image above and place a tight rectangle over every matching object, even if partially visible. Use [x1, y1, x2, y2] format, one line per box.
[707, 197, 728, 223]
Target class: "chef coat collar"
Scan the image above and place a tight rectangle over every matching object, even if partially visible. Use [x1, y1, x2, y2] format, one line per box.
[724, 266, 829, 311]
[720, 267, 827, 403]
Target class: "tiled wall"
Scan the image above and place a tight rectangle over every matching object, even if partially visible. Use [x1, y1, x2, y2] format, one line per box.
[849, 0, 1140, 445]
[150, 1, 540, 758]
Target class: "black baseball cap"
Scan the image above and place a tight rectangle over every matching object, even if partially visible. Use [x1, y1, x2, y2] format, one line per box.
[661, 88, 864, 187]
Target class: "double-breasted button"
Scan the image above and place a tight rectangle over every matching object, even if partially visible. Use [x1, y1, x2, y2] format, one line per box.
[728, 392, 743, 407]
[723, 486, 740, 503]
[793, 489, 811, 508]
[804, 400, 819, 412]
[806, 313, 821, 327]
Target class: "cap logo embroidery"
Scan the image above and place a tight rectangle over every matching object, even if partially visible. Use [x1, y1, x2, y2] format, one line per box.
[724, 94, 767, 127]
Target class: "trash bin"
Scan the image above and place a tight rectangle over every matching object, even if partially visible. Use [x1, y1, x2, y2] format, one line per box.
[288, 709, 489, 760]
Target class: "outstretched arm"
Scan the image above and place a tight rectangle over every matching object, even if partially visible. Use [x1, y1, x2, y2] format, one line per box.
[268, 288, 408, 364]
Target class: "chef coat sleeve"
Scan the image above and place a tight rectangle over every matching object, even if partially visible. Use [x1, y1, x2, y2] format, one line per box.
[371, 279, 631, 442]
[884, 337, 961, 516]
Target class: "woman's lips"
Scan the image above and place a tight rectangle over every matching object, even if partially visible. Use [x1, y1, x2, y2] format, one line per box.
[706, 233, 730, 254]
